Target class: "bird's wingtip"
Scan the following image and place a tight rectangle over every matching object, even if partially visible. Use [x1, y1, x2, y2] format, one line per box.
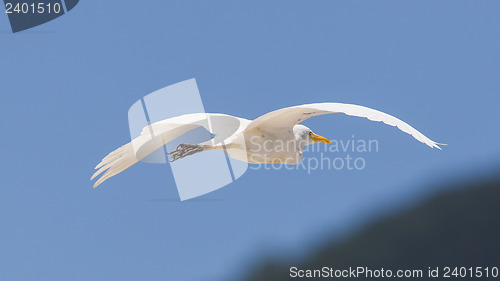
[433, 141, 447, 150]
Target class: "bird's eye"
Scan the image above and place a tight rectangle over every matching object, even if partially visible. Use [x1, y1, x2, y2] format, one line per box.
[309, 132, 313, 136]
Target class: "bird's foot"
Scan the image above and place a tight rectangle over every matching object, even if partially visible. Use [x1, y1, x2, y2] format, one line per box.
[167, 144, 204, 162]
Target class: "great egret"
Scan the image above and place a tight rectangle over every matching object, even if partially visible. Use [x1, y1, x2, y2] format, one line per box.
[91, 103, 442, 188]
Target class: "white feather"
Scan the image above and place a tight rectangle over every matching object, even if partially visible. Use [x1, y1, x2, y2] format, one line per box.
[92, 103, 443, 187]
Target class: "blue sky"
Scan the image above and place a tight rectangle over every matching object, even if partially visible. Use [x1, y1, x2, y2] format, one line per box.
[1, 1, 500, 281]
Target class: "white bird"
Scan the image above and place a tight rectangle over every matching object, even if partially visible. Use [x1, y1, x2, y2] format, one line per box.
[91, 103, 442, 188]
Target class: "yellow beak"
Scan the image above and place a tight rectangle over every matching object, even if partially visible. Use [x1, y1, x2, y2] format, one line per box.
[310, 133, 331, 143]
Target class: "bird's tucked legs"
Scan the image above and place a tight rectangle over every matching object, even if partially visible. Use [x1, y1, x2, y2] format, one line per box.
[168, 144, 210, 162]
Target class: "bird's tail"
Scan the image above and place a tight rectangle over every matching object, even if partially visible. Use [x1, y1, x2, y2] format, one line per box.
[90, 113, 228, 188]
[91, 142, 139, 188]
[91, 131, 169, 188]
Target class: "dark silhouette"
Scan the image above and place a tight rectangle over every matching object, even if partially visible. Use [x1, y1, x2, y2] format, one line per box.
[243, 175, 500, 280]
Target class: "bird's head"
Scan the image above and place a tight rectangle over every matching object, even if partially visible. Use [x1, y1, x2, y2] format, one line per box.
[293, 125, 331, 147]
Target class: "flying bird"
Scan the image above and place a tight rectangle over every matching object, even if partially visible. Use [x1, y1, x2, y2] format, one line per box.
[91, 103, 442, 188]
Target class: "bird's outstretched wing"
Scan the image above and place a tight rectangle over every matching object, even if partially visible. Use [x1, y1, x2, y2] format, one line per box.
[91, 113, 246, 188]
[245, 103, 443, 149]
